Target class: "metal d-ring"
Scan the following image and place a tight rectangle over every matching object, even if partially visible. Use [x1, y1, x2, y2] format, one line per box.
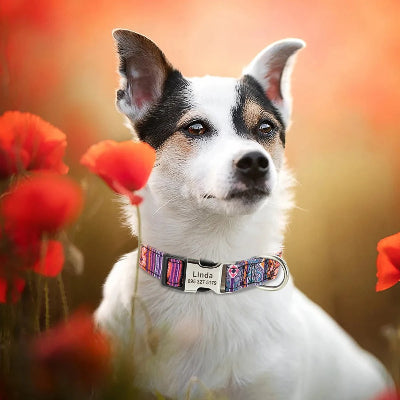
[256, 255, 290, 291]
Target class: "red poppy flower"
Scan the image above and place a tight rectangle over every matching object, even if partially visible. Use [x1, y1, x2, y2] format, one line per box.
[0, 239, 65, 303]
[80, 140, 156, 205]
[373, 390, 400, 400]
[32, 310, 111, 391]
[30, 240, 64, 277]
[1, 172, 83, 245]
[376, 232, 400, 291]
[0, 111, 68, 178]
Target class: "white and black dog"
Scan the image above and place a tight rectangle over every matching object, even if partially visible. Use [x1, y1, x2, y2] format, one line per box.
[96, 30, 392, 399]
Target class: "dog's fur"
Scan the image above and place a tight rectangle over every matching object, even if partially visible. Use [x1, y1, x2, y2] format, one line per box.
[95, 30, 391, 399]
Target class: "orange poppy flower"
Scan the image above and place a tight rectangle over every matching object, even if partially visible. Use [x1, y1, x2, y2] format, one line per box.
[0, 111, 68, 178]
[376, 232, 400, 291]
[80, 140, 156, 205]
[1, 172, 83, 244]
[32, 310, 111, 392]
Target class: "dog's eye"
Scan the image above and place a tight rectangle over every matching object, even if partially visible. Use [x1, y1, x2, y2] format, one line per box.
[258, 121, 275, 135]
[187, 122, 206, 135]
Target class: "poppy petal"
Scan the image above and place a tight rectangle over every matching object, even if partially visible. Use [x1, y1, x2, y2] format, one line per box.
[377, 233, 400, 266]
[32, 309, 111, 390]
[373, 390, 400, 400]
[0, 147, 30, 177]
[80, 140, 155, 195]
[0, 111, 69, 178]
[31, 240, 65, 277]
[1, 172, 83, 238]
[110, 179, 143, 205]
[376, 232, 400, 291]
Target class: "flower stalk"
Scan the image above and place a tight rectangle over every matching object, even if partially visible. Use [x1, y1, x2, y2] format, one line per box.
[130, 205, 142, 351]
[44, 280, 49, 330]
[57, 274, 69, 321]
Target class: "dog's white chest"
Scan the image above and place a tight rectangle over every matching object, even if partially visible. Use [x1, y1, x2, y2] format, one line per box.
[96, 250, 390, 400]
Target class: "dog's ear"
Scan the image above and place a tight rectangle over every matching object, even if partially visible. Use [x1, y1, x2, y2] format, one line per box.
[243, 39, 305, 126]
[112, 29, 173, 121]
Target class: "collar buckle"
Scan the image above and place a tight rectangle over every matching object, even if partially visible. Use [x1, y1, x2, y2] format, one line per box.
[161, 254, 186, 291]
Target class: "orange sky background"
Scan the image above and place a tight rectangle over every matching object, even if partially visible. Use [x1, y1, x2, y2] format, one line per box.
[1, 0, 400, 366]
[2, 0, 400, 157]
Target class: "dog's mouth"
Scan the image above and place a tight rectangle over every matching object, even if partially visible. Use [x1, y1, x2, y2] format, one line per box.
[226, 187, 270, 201]
[202, 187, 270, 201]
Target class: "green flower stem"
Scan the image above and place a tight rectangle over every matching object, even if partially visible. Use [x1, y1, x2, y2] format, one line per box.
[34, 238, 49, 333]
[0, 306, 11, 374]
[27, 273, 35, 304]
[136, 297, 157, 353]
[34, 277, 42, 334]
[130, 205, 142, 351]
[57, 274, 69, 321]
[383, 323, 400, 389]
[44, 280, 49, 330]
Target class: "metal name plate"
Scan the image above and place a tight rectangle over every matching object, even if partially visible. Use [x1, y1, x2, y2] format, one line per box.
[184, 261, 223, 293]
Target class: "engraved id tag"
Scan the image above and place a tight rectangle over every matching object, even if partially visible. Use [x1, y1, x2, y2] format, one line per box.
[184, 261, 224, 293]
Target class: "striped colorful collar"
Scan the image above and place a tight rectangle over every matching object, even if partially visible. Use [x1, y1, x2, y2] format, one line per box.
[139, 244, 289, 294]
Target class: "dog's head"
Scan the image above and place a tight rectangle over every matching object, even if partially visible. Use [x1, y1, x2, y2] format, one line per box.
[113, 30, 304, 216]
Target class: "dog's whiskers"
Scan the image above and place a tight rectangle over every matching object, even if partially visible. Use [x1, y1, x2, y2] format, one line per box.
[152, 196, 179, 215]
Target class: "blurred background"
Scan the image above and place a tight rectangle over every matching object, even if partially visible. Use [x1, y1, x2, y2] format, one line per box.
[1, 0, 399, 369]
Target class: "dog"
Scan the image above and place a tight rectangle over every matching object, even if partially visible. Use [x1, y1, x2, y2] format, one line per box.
[95, 29, 392, 399]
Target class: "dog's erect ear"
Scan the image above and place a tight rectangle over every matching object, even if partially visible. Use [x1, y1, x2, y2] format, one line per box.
[242, 39, 305, 127]
[112, 29, 173, 121]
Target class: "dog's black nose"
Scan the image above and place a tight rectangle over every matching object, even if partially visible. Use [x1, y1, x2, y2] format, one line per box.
[235, 151, 269, 181]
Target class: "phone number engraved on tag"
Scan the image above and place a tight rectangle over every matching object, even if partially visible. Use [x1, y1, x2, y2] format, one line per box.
[187, 278, 217, 285]
[184, 261, 223, 293]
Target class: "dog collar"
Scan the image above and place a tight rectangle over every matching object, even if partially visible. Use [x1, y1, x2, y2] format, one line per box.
[139, 244, 289, 294]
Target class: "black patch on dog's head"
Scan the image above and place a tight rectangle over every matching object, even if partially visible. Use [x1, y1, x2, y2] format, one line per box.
[134, 70, 192, 149]
[232, 75, 286, 146]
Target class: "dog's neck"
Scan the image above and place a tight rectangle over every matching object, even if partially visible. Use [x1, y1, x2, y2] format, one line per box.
[124, 166, 294, 263]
